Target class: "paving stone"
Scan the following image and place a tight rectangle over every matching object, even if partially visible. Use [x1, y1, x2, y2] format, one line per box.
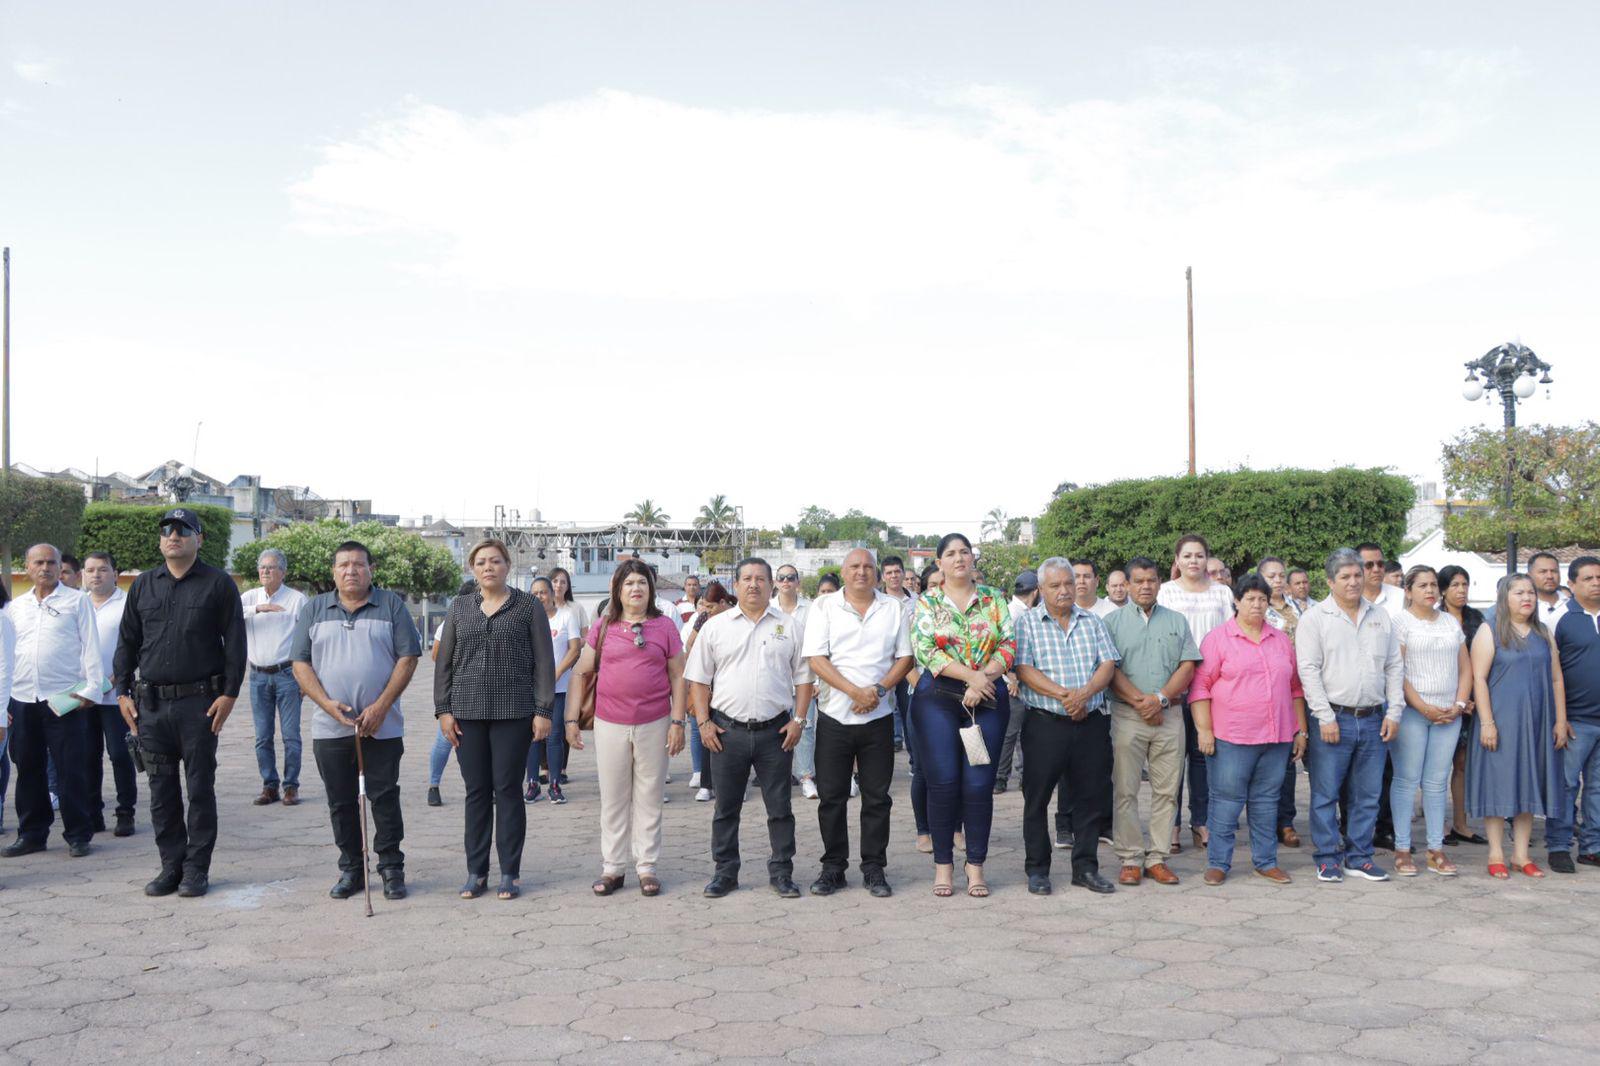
[1128, 1040, 1279, 1066]
[570, 1007, 715, 1041]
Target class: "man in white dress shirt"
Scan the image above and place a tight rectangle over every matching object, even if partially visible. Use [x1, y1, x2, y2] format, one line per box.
[242, 549, 309, 806]
[81, 552, 137, 837]
[1529, 552, 1571, 626]
[2, 544, 102, 858]
[686, 557, 814, 899]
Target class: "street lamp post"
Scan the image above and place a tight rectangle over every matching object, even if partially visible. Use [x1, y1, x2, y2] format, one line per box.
[1461, 342, 1554, 576]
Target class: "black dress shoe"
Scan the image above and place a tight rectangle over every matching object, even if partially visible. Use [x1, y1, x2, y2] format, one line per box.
[993, 779, 1009, 794]
[91, 819, 107, 835]
[382, 870, 407, 900]
[809, 870, 846, 896]
[1028, 874, 1053, 895]
[771, 876, 801, 898]
[1579, 853, 1600, 868]
[1549, 851, 1577, 874]
[427, 787, 442, 807]
[864, 872, 893, 898]
[330, 871, 363, 899]
[703, 876, 738, 898]
[1, 838, 46, 858]
[114, 814, 135, 837]
[67, 841, 92, 858]
[145, 870, 182, 896]
[1373, 830, 1396, 851]
[1070, 870, 1116, 894]
[177, 872, 209, 898]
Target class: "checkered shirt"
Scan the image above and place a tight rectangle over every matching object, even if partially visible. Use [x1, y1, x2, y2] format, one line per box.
[1014, 602, 1121, 716]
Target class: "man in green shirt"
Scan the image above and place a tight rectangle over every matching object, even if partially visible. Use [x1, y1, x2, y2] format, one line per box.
[1102, 556, 1202, 886]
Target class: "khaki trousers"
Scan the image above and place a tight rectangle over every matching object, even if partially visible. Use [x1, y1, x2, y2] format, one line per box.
[593, 717, 670, 877]
[1110, 699, 1186, 868]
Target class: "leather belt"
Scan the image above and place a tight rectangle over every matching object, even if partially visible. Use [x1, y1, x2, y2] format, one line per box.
[711, 709, 790, 732]
[251, 661, 294, 675]
[1331, 703, 1382, 718]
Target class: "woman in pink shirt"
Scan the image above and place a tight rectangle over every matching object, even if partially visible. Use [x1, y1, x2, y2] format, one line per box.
[1190, 573, 1308, 886]
[566, 560, 687, 897]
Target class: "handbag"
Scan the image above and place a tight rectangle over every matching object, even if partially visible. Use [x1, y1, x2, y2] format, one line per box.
[959, 709, 991, 767]
[576, 619, 609, 731]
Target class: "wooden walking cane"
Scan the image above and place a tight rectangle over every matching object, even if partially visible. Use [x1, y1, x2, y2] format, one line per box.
[355, 730, 375, 917]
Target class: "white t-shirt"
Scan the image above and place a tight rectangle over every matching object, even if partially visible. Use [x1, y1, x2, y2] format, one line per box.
[546, 604, 584, 694]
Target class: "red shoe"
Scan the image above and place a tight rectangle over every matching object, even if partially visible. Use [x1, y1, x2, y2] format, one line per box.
[1519, 862, 1545, 879]
[1487, 863, 1510, 879]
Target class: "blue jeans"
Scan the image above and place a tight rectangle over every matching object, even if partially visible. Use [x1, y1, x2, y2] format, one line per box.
[901, 694, 929, 834]
[250, 670, 303, 790]
[527, 693, 567, 786]
[688, 708, 707, 776]
[1547, 717, 1600, 854]
[1307, 712, 1386, 867]
[1206, 739, 1289, 873]
[1389, 705, 1462, 852]
[429, 725, 454, 786]
[892, 679, 909, 745]
[909, 675, 1005, 865]
[792, 702, 817, 780]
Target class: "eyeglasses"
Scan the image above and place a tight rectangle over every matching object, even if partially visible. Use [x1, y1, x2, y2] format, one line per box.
[630, 622, 645, 647]
[35, 599, 62, 618]
[1362, 561, 1385, 569]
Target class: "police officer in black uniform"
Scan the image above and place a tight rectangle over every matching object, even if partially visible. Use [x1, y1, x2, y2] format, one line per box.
[116, 508, 246, 897]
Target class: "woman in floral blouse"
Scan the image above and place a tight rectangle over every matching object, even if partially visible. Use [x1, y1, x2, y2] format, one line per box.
[911, 533, 1016, 897]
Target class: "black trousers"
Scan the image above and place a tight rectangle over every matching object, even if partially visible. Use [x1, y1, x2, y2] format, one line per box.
[815, 714, 895, 876]
[1022, 707, 1112, 877]
[710, 711, 796, 881]
[313, 735, 404, 874]
[457, 717, 529, 878]
[9, 699, 92, 846]
[86, 703, 138, 823]
[140, 693, 220, 875]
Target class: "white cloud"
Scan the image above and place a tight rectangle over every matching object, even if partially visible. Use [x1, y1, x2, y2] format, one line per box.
[13, 59, 57, 84]
[289, 77, 1540, 303]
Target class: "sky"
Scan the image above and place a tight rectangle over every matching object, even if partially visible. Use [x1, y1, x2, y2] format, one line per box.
[3, 3, 1598, 538]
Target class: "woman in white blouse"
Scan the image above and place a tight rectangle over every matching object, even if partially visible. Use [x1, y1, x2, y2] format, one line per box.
[1388, 565, 1472, 876]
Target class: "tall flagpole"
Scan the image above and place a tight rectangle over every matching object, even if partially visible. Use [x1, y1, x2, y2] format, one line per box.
[1186, 266, 1196, 476]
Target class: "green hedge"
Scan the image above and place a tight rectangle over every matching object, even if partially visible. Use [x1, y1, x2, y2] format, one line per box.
[0, 477, 86, 558]
[231, 518, 460, 597]
[1036, 468, 1413, 576]
[79, 502, 235, 571]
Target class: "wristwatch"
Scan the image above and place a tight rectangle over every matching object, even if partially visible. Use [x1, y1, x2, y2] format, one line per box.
[872, 683, 888, 699]
[1157, 693, 1171, 710]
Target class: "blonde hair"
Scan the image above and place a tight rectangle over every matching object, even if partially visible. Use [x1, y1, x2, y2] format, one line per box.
[467, 538, 511, 568]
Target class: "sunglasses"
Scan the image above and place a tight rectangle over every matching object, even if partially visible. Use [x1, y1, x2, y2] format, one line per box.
[160, 525, 196, 539]
[630, 622, 645, 648]
[776, 573, 799, 582]
[1362, 560, 1385, 569]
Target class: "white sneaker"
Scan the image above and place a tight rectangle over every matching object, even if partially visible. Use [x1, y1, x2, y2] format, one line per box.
[665, 773, 673, 784]
[662, 792, 671, 803]
[801, 778, 819, 800]
[849, 776, 860, 798]
[695, 788, 713, 802]
[689, 772, 702, 788]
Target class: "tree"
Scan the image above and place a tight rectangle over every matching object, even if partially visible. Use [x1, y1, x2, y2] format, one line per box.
[976, 543, 1037, 594]
[981, 507, 1007, 542]
[1442, 421, 1600, 551]
[1037, 468, 1413, 575]
[1003, 517, 1024, 544]
[695, 495, 738, 531]
[0, 478, 86, 574]
[231, 519, 460, 597]
[624, 499, 670, 527]
[797, 505, 835, 528]
[79, 502, 234, 571]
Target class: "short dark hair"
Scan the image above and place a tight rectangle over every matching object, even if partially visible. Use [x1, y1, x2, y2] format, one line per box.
[1125, 556, 1160, 579]
[1570, 556, 1600, 583]
[1287, 567, 1309, 580]
[817, 573, 842, 593]
[1529, 551, 1559, 570]
[1355, 542, 1383, 556]
[919, 564, 939, 587]
[881, 555, 905, 571]
[1232, 573, 1273, 602]
[84, 550, 117, 572]
[734, 556, 773, 582]
[60, 552, 82, 570]
[1073, 559, 1099, 577]
[333, 540, 372, 566]
[1383, 560, 1403, 576]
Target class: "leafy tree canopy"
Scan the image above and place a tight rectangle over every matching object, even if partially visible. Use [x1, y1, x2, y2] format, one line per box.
[231, 519, 460, 597]
[1442, 421, 1600, 551]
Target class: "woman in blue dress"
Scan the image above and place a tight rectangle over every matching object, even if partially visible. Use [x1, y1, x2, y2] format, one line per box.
[1467, 574, 1570, 879]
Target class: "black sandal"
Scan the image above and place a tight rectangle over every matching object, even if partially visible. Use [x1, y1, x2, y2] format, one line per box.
[592, 874, 624, 896]
[460, 875, 488, 900]
[497, 875, 519, 901]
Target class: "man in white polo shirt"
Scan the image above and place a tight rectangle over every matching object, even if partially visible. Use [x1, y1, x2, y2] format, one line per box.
[242, 548, 309, 807]
[800, 547, 914, 898]
[686, 557, 814, 900]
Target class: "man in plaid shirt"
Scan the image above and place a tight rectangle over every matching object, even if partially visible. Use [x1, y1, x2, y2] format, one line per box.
[1015, 557, 1121, 896]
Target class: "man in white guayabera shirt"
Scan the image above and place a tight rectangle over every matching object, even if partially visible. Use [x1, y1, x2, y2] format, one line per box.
[242, 548, 309, 807]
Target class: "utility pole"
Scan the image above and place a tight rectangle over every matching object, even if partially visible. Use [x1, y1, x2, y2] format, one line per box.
[2, 247, 12, 589]
[1186, 266, 1196, 476]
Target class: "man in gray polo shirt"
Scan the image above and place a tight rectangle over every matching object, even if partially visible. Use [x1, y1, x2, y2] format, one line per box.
[291, 540, 421, 901]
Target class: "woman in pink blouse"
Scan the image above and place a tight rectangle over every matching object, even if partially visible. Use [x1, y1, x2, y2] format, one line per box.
[1190, 573, 1308, 886]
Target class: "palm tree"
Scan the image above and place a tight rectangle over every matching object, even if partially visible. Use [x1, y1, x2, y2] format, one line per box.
[695, 495, 738, 530]
[625, 499, 669, 527]
[982, 507, 1007, 542]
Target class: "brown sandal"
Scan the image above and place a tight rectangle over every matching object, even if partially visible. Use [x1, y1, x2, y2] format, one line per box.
[639, 875, 662, 897]
[592, 875, 624, 896]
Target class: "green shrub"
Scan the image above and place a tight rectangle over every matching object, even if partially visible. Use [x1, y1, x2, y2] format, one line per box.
[1036, 468, 1413, 575]
[232, 518, 460, 597]
[79, 502, 234, 571]
[0, 478, 86, 558]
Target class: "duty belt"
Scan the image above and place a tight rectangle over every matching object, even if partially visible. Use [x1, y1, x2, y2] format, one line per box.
[137, 675, 226, 702]
[711, 709, 790, 732]
[1330, 703, 1382, 718]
